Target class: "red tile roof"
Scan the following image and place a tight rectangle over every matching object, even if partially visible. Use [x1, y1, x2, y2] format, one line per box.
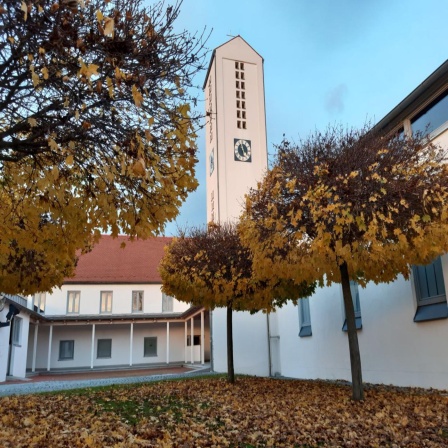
[64, 235, 172, 284]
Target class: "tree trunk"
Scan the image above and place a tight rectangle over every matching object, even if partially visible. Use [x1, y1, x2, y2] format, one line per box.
[226, 303, 235, 383]
[340, 262, 364, 401]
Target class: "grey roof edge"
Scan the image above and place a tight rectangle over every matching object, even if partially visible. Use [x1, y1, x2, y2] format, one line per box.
[29, 305, 205, 324]
[373, 59, 448, 134]
[3, 294, 45, 322]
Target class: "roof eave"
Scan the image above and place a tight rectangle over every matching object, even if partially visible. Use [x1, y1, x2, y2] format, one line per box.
[374, 59, 448, 134]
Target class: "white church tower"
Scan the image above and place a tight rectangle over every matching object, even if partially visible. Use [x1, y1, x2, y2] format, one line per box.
[204, 36, 279, 376]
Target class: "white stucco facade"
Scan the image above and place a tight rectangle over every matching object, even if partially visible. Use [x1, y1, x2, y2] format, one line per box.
[204, 37, 272, 376]
[23, 283, 210, 373]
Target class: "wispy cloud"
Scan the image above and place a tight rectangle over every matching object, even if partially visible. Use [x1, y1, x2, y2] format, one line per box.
[325, 84, 348, 114]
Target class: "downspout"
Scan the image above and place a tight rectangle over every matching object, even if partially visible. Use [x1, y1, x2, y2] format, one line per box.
[209, 310, 214, 372]
[266, 312, 272, 377]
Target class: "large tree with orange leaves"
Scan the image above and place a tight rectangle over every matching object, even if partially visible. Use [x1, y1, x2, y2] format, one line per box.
[240, 125, 448, 400]
[0, 0, 208, 294]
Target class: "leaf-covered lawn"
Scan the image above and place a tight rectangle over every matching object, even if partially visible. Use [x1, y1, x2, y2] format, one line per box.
[0, 376, 447, 447]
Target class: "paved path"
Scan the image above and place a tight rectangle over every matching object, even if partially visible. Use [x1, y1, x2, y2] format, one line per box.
[0, 366, 213, 396]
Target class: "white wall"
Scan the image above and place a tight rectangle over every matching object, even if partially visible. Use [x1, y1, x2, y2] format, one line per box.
[277, 256, 448, 389]
[0, 308, 10, 382]
[39, 283, 190, 316]
[9, 313, 30, 378]
[211, 308, 270, 376]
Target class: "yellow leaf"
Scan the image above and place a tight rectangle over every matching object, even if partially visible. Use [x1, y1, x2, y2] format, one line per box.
[96, 10, 103, 21]
[8, 36, 15, 44]
[48, 138, 58, 151]
[79, 62, 99, 79]
[21, 1, 27, 21]
[132, 158, 146, 177]
[103, 17, 114, 36]
[132, 85, 144, 107]
[66, 155, 74, 166]
[41, 67, 49, 80]
[28, 118, 37, 127]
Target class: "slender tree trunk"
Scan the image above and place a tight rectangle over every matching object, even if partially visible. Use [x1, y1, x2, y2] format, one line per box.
[340, 262, 364, 401]
[226, 303, 235, 383]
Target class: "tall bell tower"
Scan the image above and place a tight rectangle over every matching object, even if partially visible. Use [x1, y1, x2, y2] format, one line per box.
[204, 36, 268, 224]
[204, 37, 274, 377]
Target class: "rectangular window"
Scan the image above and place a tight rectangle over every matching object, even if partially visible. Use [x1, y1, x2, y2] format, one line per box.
[187, 335, 201, 346]
[298, 298, 312, 337]
[12, 317, 22, 345]
[100, 291, 113, 313]
[132, 291, 143, 313]
[342, 281, 362, 331]
[33, 293, 46, 314]
[144, 337, 157, 357]
[97, 339, 112, 358]
[413, 257, 448, 321]
[67, 291, 80, 314]
[411, 89, 448, 136]
[162, 293, 174, 312]
[59, 340, 74, 360]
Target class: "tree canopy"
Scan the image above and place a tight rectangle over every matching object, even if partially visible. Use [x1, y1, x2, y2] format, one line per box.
[240, 125, 448, 399]
[160, 223, 314, 313]
[0, 0, 208, 294]
[241, 126, 448, 287]
[160, 222, 315, 382]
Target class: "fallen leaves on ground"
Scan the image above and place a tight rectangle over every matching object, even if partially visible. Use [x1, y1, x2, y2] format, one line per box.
[0, 376, 447, 447]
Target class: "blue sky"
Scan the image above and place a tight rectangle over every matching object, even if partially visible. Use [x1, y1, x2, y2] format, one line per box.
[163, 0, 448, 236]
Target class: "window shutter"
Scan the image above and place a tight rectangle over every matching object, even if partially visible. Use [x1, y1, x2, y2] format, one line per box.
[414, 257, 446, 305]
[298, 298, 312, 337]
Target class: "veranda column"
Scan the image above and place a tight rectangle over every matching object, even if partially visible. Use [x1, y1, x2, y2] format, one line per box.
[166, 322, 170, 364]
[129, 323, 133, 367]
[90, 324, 95, 369]
[31, 322, 39, 372]
[190, 317, 194, 363]
[47, 324, 53, 371]
[184, 321, 188, 363]
[200, 311, 205, 365]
